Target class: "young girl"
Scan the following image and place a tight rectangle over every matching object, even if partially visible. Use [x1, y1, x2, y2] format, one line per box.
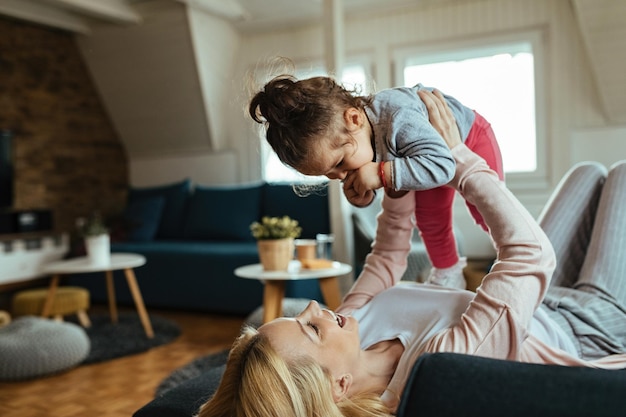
[248, 74, 504, 289]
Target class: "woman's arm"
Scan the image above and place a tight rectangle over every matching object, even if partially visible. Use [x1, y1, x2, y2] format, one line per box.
[418, 90, 556, 359]
[337, 190, 415, 314]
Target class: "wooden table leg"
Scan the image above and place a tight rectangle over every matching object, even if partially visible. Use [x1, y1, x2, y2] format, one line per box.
[41, 274, 60, 317]
[105, 270, 118, 324]
[319, 276, 342, 310]
[77, 310, 92, 327]
[123, 268, 154, 338]
[263, 280, 286, 323]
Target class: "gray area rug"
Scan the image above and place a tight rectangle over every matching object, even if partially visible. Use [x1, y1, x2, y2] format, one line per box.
[75, 312, 181, 364]
[156, 348, 230, 396]
[156, 298, 322, 396]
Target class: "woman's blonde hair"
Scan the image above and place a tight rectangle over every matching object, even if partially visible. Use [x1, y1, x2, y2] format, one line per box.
[197, 326, 393, 417]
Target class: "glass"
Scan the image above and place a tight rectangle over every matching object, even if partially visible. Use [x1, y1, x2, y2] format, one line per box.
[315, 233, 335, 260]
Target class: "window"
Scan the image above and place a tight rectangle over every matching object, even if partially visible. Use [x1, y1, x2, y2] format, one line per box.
[393, 30, 547, 189]
[261, 60, 372, 183]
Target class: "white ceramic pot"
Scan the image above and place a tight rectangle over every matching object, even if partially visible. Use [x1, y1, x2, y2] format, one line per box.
[85, 234, 111, 266]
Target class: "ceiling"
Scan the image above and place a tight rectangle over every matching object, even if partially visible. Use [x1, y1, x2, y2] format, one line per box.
[0, 0, 624, 124]
[0, 0, 449, 34]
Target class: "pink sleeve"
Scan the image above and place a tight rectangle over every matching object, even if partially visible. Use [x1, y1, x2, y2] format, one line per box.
[423, 144, 556, 359]
[337, 191, 416, 314]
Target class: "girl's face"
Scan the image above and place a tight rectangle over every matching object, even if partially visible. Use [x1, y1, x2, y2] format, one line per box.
[258, 300, 361, 377]
[299, 108, 373, 180]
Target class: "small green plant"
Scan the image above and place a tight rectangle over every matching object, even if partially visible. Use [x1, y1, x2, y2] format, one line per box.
[250, 216, 302, 240]
[76, 212, 109, 237]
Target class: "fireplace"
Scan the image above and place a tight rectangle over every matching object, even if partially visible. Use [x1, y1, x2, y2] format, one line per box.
[0, 129, 53, 234]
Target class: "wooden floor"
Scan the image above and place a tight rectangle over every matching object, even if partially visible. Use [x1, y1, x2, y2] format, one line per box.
[0, 306, 246, 417]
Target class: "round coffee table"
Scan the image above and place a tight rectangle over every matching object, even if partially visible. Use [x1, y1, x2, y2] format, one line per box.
[235, 260, 352, 323]
[40, 253, 154, 338]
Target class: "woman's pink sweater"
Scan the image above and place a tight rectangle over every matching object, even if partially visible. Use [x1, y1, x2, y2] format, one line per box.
[338, 144, 626, 374]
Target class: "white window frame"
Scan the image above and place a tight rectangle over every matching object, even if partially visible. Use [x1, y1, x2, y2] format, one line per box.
[392, 29, 549, 191]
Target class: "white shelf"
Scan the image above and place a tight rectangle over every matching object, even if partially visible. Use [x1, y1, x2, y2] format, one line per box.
[0, 234, 69, 285]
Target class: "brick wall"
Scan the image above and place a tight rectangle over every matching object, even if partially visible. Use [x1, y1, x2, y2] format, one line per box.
[0, 16, 128, 236]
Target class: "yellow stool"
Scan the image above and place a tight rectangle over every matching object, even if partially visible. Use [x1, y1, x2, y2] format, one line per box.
[11, 286, 91, 327]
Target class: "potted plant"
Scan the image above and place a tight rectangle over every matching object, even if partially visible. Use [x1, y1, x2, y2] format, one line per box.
[76, 212, 111, 266]
[250, 216, 301, 271]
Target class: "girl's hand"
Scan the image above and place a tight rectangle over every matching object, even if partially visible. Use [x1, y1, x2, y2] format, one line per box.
[343, 169, 377, 207]
[343, 185, 376, 207]
[418, 89, 462, 149]
[351, 162, 381, 193]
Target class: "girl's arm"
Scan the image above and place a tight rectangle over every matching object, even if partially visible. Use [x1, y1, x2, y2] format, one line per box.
[373, 88, 456, 191]
[386, 108, 456, 191]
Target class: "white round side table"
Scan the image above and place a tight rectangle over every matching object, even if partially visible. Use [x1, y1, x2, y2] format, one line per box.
[40, 253, 154, 338]
[235, 260, 352, 323]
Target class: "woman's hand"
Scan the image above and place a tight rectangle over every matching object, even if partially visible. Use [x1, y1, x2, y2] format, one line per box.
[418, 89, 462, 150]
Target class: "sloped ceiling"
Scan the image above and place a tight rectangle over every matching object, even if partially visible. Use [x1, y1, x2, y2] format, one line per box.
[1, 0, 625, 124]
[572, 0, 626, 124]
[0, 0, 141, 34]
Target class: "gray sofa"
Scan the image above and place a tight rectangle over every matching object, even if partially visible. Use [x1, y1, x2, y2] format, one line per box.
[68, 179, 332, 316]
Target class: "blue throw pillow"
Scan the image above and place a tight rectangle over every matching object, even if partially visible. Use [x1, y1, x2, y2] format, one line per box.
[123, 196, 165, 242]
[128, 179, 191, 239]
[184, 183, 263, 241]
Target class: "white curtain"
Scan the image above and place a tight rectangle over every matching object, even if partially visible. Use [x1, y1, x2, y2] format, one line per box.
[323, 0, 354, 295]
[328, 180, 355, 295]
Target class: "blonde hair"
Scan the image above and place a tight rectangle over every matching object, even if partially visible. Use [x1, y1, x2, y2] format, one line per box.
[197, 326, 393, 417]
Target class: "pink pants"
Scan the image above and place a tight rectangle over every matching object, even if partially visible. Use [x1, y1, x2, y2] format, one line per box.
[414, 111, 504, 268]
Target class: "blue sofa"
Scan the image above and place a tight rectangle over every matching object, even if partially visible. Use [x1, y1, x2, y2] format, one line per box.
[68, 179, 331, 316]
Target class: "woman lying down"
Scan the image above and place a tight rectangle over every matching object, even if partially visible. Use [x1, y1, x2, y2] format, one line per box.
[198, 90, 626, 417]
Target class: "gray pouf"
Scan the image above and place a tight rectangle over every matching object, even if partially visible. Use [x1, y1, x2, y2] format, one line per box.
[244, 298, 327, 328]
[0, 316, 90, 381]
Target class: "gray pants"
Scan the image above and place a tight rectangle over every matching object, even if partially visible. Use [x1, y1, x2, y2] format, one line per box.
[538, 160, 626, 360]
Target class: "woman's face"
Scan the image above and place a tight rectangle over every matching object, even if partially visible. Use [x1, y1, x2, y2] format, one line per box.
[258, 301, 361, 376]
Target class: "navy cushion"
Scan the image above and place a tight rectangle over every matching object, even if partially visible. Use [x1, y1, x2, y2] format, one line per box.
[128, 179, 191, 239]
[184, 183, 263, 241]
[262, 183, 330, 239]
[123, 196, 165, 242]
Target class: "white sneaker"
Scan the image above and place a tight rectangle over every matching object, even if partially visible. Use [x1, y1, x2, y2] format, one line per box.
[426, 257, 467, 290]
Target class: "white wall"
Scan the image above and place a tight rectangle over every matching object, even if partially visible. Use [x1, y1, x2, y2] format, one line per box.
[570, 126, 626, 168]
[129, 151, 238, 187]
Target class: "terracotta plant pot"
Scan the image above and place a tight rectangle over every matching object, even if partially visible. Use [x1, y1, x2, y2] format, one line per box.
[257, 238, 294, 271]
